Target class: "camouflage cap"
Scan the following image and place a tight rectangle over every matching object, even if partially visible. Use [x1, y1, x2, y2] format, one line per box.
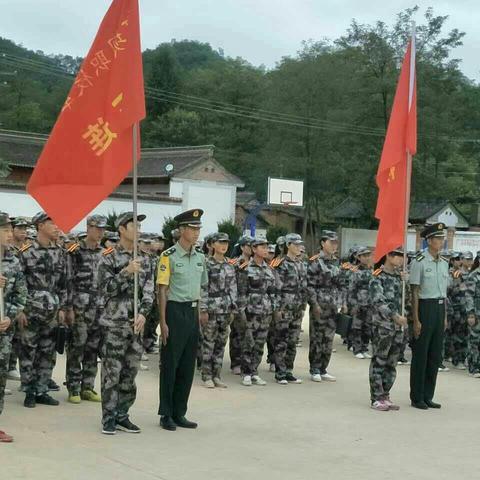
[356, 246, 372, 256]
[12, 216, 30, 228]
[276, 236, 286, 246]
[389, 247, 404, 256]
[267, 244, 276, 253]
[87, 214, 107, 228]
[26, 228, 37, 239]
[213, 232, 230, 242]
[238, 235, 254, 246]
[104, 231, 119, 242]
[150, 233, 165, 241]
[77, 232, 88, 240]
[139, 234, 152, 244]
[252, 237, 268, 247]
[321, 230, 338, 241]
[285, 233, 304, 245]
[31, 211, 51, 226]
[461, 251, 474, 260]
[0, 211, 12, 227]
[115, 212, 146, 230]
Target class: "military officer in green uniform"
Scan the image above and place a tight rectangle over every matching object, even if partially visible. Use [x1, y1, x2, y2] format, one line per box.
[157, 209, 208, 431]
[409, 223, 449, 410]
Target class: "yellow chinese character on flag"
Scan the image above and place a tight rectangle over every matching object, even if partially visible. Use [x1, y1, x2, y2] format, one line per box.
[387, 166, 396, 183]
[108, 33, 127, 58]
[82, 117, 118, 156]
[74, 69, 94, 97]
[90, 50, 111, 77]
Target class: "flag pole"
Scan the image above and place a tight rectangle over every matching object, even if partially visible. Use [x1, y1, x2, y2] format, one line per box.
[0, 243, 4, 321]
[132, 123, 139, 324]
[402, 22, 416, 316]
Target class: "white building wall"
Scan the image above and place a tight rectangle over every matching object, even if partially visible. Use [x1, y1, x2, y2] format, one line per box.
[180, 180, 236, 236]
[169, 180, 184, 199]
[0, 188, 181, 233]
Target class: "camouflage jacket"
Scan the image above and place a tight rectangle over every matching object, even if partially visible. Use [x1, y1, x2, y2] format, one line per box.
[67, 240, 104, 311]
[447, 268, 468, 313]
[237, 258, 279, 315]
[369, 267, 402, 330]
[97, 244, 155, 327]
[348, 265, 373, 309]
[19, 240, 68, 313]
[465, 268, 480, 317]
[274, 255, 307, 310]
[2, 248, 28, 323]
[307, 251, 341, 307]
[200, 256, 237, 314]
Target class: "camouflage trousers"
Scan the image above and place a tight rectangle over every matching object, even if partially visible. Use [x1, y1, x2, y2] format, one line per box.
[19, 311, 58, 395]
[241, 313, 270, 376]
[443, 317, 454, 361]
[266, 317, 275, 365]
[8, 330, 19, 371]
[66, 309, 101, 394]
[369, 325, 404, 402]
[350, 307, 372, 355]
[309, 303, 337, 374]
[467, 322, 480, 375]
[201, 313, 232, 381]
[143, 300, 159, 353]
[229, 314, 245, 370]
[0, 331, 14, 415]
[450, 310, 468, 366]
[101, 326, 142, 426]
[274, 309, 302, 379]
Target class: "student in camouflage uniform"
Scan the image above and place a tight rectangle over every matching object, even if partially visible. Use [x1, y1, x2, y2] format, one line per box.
[228, 235, 253, 375]
[348, 247, 373, 359]
[368, 248, 407, 411]
[18, 212, 68, 408]
[447, 253, 469, 370]
[199, 232, 237, 388]
[0, 212, 28, 442]
[464, 256, 480, 378]
[65, 215, 107, 404]
[307, 230, 341, 382]
[272, 233, 307, 385]
[237, 238, 279, 386]
[7, 217, 30, 381]
[97, 212, 154, 435]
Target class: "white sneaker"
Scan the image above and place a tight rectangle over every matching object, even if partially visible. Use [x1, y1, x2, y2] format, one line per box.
[242, 375, 252, 386]
[363, 352, 372, 359]
[276, 379, 288, 385]
[140, 363, 149, 371]
[251, 375, 267, 386]
[471, 372, 480, 378]
[149, 346, 160, 355]
[311, 374, 322, 382]
[7, 369, 21, 381]
[141, 353, 149, 361]
[213, 378, 228, 388]
[203, 379, 215, 389]
[454, 364, 466, 370]
[269, 363, 276, 372]
[232, 366, 241, 375]
[321, 373, 337, 382]
[332, 348, 337, 353]
[355, 352, 365, 359]
[4, 388, 12, 395]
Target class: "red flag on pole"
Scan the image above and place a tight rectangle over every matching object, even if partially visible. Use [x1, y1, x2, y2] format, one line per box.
[374, 39, 417, 262]
[27, 0, 145, 232]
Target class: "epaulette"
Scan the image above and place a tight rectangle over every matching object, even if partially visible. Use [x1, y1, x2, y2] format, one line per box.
[227, 257, 238, 266]
[102, 247, 115, 256]
[19, 242, 32, 253]
[453, 270, 462, 279]
[270, 257, 284, 268]
[162, 247, 176, 257]
[309, 253, 320, 261]
[373, 268, 383, 277]
[415, 254, 425, 262]
[239, 260, 249, 270]
[67, 242, 80, 253]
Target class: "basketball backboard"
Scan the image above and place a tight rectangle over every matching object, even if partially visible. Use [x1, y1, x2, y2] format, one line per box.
[267, 177, 304, 207]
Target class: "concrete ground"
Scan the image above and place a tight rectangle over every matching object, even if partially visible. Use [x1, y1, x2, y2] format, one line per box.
[1, 314, 478, 480]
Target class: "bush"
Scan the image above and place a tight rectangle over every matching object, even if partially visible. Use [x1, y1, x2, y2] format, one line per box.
[162, 216, 177, 247]
[266, 225, 288, 244]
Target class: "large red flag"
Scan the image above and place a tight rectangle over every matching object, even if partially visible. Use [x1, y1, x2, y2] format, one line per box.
[374, 39, 417, 262]
[27, 0, 145, 232]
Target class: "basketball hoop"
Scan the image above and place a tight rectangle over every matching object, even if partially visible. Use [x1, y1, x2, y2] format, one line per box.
[280, 201, 298, 207]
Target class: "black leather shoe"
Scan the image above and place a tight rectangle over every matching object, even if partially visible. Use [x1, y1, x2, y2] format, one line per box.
[48, 379, 60, 392]
[425, 400, 441, 409]
[160, 416, 177, 431]
[24, 393, 36, 408]
[36, 393, 59, 406]
[173, 416, 198, 429]
[411, 401, 429, 410]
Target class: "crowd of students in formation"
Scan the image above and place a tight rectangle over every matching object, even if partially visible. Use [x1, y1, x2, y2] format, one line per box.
[1, 210, 479, 443]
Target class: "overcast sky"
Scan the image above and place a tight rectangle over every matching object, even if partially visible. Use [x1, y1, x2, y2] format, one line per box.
[0, 0, 478, 81]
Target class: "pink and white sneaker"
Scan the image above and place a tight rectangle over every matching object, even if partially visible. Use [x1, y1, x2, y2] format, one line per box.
[384, 397, 400, 410]
[370, 400, 389, 411]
